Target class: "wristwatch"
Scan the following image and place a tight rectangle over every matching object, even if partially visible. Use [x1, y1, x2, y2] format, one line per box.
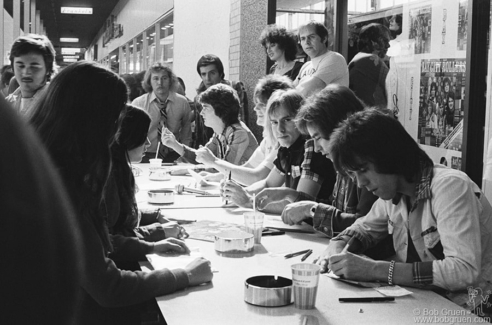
[309, 203, 318, 217]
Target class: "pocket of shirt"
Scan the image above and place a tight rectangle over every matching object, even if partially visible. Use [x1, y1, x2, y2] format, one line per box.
[421, 226, 444, 260]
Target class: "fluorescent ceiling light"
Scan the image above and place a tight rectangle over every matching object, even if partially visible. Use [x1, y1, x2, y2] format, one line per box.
[64, 58, 78, 62]
[61, 48, 80, 54]
[60, 38, 79, 42]
[63, 55, 78, 59]
[61, 7, 93, 14]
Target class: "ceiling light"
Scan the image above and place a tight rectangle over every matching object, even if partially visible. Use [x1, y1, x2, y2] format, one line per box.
[64, 58, 78, 63]
[63, 55, 78, 59]
[60, 38, 79, 42]
[61, 7, 93, 14]
[61, 48, 80, 54]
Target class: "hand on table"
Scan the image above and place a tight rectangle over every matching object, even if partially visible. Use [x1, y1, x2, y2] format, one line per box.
[184, 257, 214, 286]
[195, 147, 217, 166]
[160, 221, 189, 239]
[198, 171, 224, 182]
[153, 237, 191, 255]
[220, 180, 251, 208]
[256, 187, 298, 210]
[316, 240, 347, 273]
[281, 201, 316, 225]
[328, 251, 375, 281]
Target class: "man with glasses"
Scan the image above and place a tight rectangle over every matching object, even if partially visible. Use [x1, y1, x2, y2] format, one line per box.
[294, 21, 349, 97]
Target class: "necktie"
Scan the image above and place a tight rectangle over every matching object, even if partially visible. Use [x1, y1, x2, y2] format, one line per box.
[156, 99, 169, 141]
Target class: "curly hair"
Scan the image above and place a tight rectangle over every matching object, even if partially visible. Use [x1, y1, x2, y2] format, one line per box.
[198, 84, 240, 126]
[259, 25, 299, 61]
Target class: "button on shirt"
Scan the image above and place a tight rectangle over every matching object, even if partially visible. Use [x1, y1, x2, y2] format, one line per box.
[132, 91, 192, 152]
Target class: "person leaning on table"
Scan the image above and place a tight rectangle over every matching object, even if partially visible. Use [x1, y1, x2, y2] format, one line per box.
[29, 61, 213, 324]
[318, 109, 492, 316]
[109, 104, 188, 262]
[162, 83, 258, 165]
[279, 85, 394, 260]
[222, 89, 336, 215]
[195, 74, 294, 185]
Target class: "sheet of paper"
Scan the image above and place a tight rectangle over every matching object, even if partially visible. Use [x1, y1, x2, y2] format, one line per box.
[325, 271, 382, 288]
[146, 251, 203, 271]
[374, 285, 413, 297]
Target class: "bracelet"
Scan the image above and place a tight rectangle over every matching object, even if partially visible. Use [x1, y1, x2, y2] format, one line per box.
[388, 260, 396, 285]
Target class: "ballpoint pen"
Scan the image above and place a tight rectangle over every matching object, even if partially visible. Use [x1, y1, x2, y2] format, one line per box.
[224, 170, 231, 205]
[300, 249, 313, 261]
[285, 249, 311, 259]
[339, 297, 395, 303]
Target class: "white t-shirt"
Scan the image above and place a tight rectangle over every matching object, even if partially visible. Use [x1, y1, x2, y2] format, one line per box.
[296, 51, 349, 87]
[246, 138, 278, 170]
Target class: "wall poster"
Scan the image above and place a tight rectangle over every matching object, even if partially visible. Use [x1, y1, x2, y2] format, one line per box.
[418, 58, 465, 167]
[457, 0, 468, 51]
[409, 5, 432, 54]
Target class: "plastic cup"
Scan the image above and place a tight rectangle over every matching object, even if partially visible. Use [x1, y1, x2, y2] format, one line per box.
[291, 263, 321, 309]
[149, 158, 162, 168]
[243, 212, 264, 244]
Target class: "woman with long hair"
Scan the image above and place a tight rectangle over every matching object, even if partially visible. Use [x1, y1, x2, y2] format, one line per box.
[110, 104, 184, 248]
[30, 61, 212, 323]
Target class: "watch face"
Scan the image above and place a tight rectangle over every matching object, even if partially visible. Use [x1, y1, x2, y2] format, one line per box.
[310, 205, 317, 217]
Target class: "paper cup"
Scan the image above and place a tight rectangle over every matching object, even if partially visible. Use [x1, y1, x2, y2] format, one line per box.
[149, 158, 162, 168]
[244, 212, 264, 244]
[291, 263, 321, 309]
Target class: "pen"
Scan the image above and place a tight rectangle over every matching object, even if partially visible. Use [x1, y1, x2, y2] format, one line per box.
[300, 249, 313, 261]
[225, 170, 231, 205]
[339, 297, 395, 303]
[285, 249, 311, 259]
[342, 236, 356, 253]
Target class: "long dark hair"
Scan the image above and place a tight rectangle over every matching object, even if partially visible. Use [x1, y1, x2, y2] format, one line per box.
[295, 85, 365, 137]
[30, 61, 128, 251]
[111, 105, 151, 232]
[329, 109, 432, 182]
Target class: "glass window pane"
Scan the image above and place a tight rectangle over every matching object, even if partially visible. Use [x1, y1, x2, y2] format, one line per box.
[347, 0, 468, 169]
[158, 13, 174, 66]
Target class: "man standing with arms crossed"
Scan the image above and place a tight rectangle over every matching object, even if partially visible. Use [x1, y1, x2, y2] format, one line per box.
[295, 21, 349, 97]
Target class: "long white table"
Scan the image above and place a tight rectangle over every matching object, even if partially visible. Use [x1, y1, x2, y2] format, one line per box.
[135, 164, 488, 325]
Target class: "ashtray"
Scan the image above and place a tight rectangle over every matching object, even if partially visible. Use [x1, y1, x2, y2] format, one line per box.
[244, 275, 293, 307]
[147, 189, 174, 204]
[214, 230, 254, 253]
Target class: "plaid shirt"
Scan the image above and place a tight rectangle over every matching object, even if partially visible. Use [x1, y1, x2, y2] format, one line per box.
[273, 138, 336, 202]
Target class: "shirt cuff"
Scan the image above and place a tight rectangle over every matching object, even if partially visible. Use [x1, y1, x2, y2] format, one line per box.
[412, 261, 433, 285]
[312, 204, 338, 238]
[295, 191, 316, 202]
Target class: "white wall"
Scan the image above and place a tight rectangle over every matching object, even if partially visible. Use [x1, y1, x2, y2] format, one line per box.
[2, 9, 15, 65]
[173, 0, 231, 99]
[90, 0, 173, 61]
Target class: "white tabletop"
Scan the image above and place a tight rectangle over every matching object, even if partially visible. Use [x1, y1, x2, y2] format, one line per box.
[135, 164, 486, 325]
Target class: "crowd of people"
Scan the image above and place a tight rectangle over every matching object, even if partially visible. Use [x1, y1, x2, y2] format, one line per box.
[2, 18, 491, 325]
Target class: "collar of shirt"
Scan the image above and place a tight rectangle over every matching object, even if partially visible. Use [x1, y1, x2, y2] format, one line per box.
[392, 158, 434, 211]
[150, 90, 176, 104]
[277, 136, 306, 172]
